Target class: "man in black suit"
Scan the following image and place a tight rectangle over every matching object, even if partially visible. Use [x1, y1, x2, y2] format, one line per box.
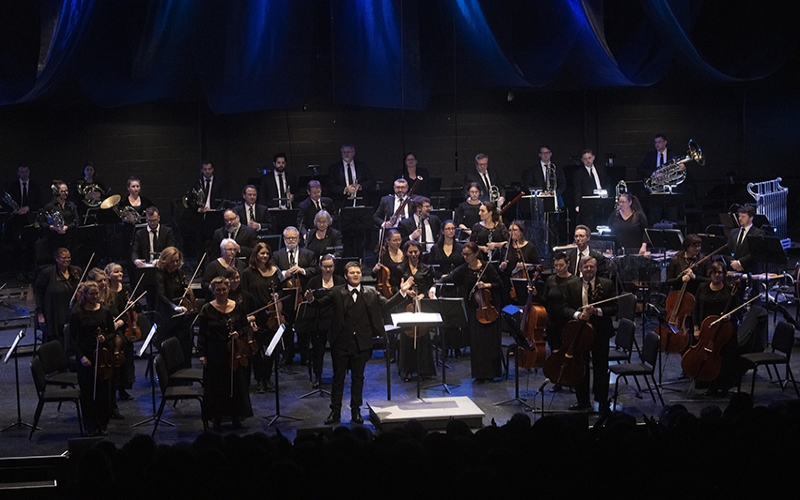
[274, 226, 319, 365]
[373, 178, 411, 229]
[132, 207, 175, 267]
[259, 153, 298, 209]
[328, 143, 376, 205]
[398, 196, 441, 251]
[183, 161, 225, 259]
[565, 225, 610, 279]
[521, 146, 567, 208]
[636, 133, 669, 180]
[305, 261, 411, 425]
[296, 180, 336, 239]
[573, 149, 608, 230]
[728, 205, 762, 273]
[234, 185, 272, 232]
[209, 209, 258, 260]
[463, 153, 505, 206]
[3, 165, 42, 279]
[562, 256, 617, 413]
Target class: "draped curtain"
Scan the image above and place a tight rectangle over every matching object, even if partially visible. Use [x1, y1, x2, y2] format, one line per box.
[0, 0, 796, 112]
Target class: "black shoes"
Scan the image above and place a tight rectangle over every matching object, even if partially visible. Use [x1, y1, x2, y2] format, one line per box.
[118, 390, 133, 401]
[311, 377, 321, 389]
[568, 402, 591, 411]
[549, 384, 563, 393]
[324, 411, 341, 425]
[351, 409, 364, 425]
[110, 409, 125, 420]
[256, 382, 266, 394]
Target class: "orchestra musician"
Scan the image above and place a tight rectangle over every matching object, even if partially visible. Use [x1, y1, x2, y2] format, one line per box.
[202, 238, 248, 297]
[396, 152, 430, 198]
[118, 176, 153, 220]
[398, 196, 440, 251]
[182, 161, 225, 259]
[2, 165, 41, 280]
[427, 220, 466, 358]
[562, 256, 617, 413]
[39, 180, 80, 253]
[606, 193, 649, 254]
[565, 225, 610, 279]
[636, 134, 679, 222]
[69, 280, 115, 436]
[373, 178, 411, 228]
[234, 185, 271, 231]
[454, 182, 483, 236]
[209, 209, 258, 260]
[132, 207, 175, 267]
[154, 246, 195, 368]
[198, 276, 254, 430]
[71, 162, 106, 212]
[304, 210, 343, 260]
[372, 228, 404, 362]
[469, 202, 508, 261]
[521, 146, 567, 208]
[665, 234, 710, 295]
[498, 220, 541, 305]
[395, 240, 436, 382]
[328, 143, 376, 205]
[537, 252, 576, 388]
[240, 242, 284, 394]
[34, 247, 81, 344]
[105, 262, 136, 402]
[573, 149, 608, 229]
[303, 261, 410, 425]
[296, 180, 336, 239]
[259, 153, 297, 209]
[428, 241, 503, 382]
[464, 153, 505, 207]
[728, 205, 762, 273]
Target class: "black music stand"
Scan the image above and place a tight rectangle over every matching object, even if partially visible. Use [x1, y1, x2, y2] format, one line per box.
[264, 324, 302, 426]
[338, 206, 373, 261]
[297, 299, 332, 399]
[133, 324, 174, 428]
[698, 233, 727, 256]
[268, 208, 300, 231]
[420, 297, 467, 393]
[1, 330, 36, 432]
[748, 234, 788, 303]
[645, 228, 684, 251]
[392, 310, 443, 399]
[580, 196, 614, 231]
[495, 306, 534, 410]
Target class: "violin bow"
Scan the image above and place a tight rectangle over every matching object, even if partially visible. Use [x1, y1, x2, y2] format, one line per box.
[127, 272, 146, 307]
[68, 252, 95, 308]
[681, 243, 728, 276]
[114, 291, 147, 323]
[583, 292, 634, 309]
[709, 293, 762, 326]
[180, 252, 206, 303]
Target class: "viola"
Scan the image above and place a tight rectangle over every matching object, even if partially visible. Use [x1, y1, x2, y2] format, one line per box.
[518, 266, 547, 370]
[542, 319, 596, 388]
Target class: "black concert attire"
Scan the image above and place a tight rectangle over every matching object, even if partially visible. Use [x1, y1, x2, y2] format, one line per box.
[34, 264, 81, 344]
[692, 282, 741, 392]
[666, 253, 710, 295]
[131, 224, 175, 264]
[454, 201, 482, 233]
[607, 210, 649, 252]
[398, 214, 441, 250]
[565, 247, 610, 279]
[69, 305, 115, 435]
[259, 169, 298, 209]
[108, 284, 136, 396]
[197, 301, 254, 425]
[296, 196, 336, 238]
[182, 175, 225, 259]
[373, 248, 405, 360]
[154, 266, 195, 368]
[274, 247, 318, 364]
[427, 241, 467, 354]
[305, 227, 344, 260]
[39, 199, 80, 253]
[562, 275, 618, 409]
[112, 195, 155, 263]
[70, 178, 107, 214]
[395, 167, 431, 198]
[301, 273, 346, 383]
[540, 274, 577, 352]
[327, 160, 376, 204]
[464, 169, 505, 204]
[307, 284, 405, 415]
[209, 224, 258, 261]
[2, 178, 41, 277]
[469, 221, 508, 261]
[500, 241, 541, 305]
[727, 224, 763, 273]
[234, 202, 272, 232]
[573, 165, 608, 229]
[373, 194, 411, 228]
[240, 267, 284, 388]
[522, 162, 567, 204]
[438, 261, 503, 380]
[394, 261, 436, 379]
[428, 241, 464, 277]
[201, 259, 247, 299]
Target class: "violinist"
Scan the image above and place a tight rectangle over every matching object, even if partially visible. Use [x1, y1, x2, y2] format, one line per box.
[105, 262, 136, 402]
[429, 241, 503, 382]
[498, 220, 541, 305]
[302, 254, 346, 389]
[454, 183, 483, 236]
[305, 210, 343, 260]
[373, 178, 411, 228]
[372, 228, 404, 361]
[198, 276, 254, 431]
[69, 281, 115, 436]
[240, 242, 284, 394]
[202, 238, 247, 298]
[395, 240, 436, 383]
[469, 202, 508, 261]
[665, 234, 709, 295]
[154, 246, 195, 368]
[562, 257, 617, 413]
[34, 247, 81, 344]
[39, 180, 80, 253]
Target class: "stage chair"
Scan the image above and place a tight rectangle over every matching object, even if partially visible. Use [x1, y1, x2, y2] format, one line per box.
[152, 353, 205, 436]
[738, 321, 800, 398]
[608, 318, 642, 392]
[29, 357, 83, 439]
[36, 340, 78, 388]
[160, 336, 204, 386]
[608, 331, 664, 407]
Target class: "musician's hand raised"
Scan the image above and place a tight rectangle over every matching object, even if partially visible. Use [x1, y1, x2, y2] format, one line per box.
[400, 277, 415, 294]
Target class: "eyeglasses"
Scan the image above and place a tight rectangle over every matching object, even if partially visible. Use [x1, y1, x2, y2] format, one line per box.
[284, 236, 299, 241]
[462, 252, 474, 257]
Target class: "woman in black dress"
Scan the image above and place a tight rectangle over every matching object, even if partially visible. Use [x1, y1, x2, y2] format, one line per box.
[35, 247, 82, 344]
[240, 242, 284, 394]
[396, 152, 430, 198]
[198, 276, 254, 430]
[470, 201, 508, 262]
[455, 183, 483, 238]
[428, 220, 467, 357]
[429, 241, 503, 381]
[395, 241, 436, 382]
[154, 246, 195, 367]
[118, 176, 153, 220]
[498, 220, 541, 305]
[607, 193, 649, 254]
[305, 210, 343, 259]
[39, 180, 80, 253]
[202, 238, 247, 297]
[69, 281, 116, 436]
[105, 262, 136, 401]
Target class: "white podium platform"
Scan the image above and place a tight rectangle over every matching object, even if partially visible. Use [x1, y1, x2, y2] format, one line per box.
[367, 396, 485, 431]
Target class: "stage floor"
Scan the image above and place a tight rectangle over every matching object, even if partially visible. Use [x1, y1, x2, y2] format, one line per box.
[2, 308, 800, 458]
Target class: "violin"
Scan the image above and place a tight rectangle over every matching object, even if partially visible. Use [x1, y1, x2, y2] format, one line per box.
[518, 265, 547, 370]
[226, 317, 249, 370]
[470, 264, 498, 324]
[266, 284, 286, 332]
[176, 253, 205, 316]
[92, 329, 114, 400]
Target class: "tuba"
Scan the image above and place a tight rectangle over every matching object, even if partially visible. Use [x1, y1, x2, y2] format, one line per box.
[182, 187, 205, 210]
[645, 140, 704, 193]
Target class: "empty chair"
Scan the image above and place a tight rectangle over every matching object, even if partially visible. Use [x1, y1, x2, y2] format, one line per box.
[738, 321, 800, 398]
[29, 357, 83, 439]
[37, 339, 78, 388]
[160, 336, 204, 386]
[152, 353, 205, 436]
[608, 331, 664, 408]
[609, 318, 636, 364]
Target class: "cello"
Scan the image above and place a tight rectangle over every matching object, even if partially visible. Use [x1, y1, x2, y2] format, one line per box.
[375, 221, 393, 299]
[517, 265, 547, 370]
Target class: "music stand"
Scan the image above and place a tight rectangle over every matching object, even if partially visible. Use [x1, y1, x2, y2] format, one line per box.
[580, 196, 614, 230]
[495, 305, 533, 410]
[1, 329, 36, 432]
[419, 297, 467, 393]
[268, 208, 300, 231]
[645, 228, 684, 251]
[392, 311, 443, 399]
[338, 206, 373, 260]
[698, 233, 727, 256]
[133, 324, 174, 427]
[748, 234, 788, 303]
[264, 325, 302, 426]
